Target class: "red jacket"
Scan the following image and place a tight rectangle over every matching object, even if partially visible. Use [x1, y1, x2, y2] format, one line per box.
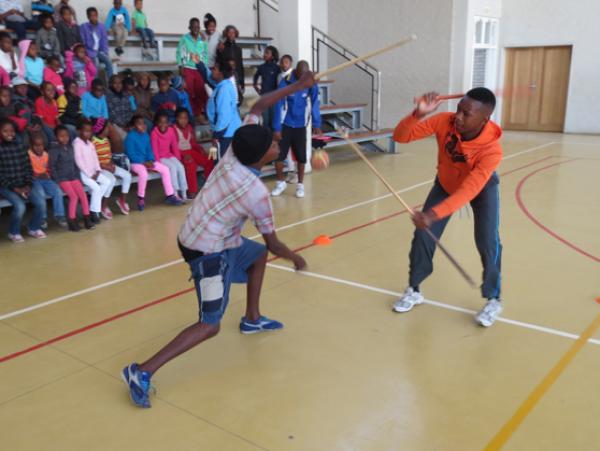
[34, 97, 59, 128]
[393, 111, 503, 219]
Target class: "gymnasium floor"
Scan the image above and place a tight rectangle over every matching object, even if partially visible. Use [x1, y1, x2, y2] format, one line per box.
[0, 131, 598, 451]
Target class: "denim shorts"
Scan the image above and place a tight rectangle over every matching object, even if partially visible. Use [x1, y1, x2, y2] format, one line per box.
[188, 238, 266, 325]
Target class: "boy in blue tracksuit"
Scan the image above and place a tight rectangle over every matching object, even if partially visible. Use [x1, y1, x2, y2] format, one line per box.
[206, 61, 242, 158]
[271, 61, 321, 199]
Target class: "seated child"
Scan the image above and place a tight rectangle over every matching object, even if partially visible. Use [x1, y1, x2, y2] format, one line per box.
[0, 85, 28, 132]
[56, 5, 82, 54]
[49, 125, 94, 231]
[151, 111, 187, 201]
[80, 7, 113, 79]
[19, 40, 44, 99]
[65, 43, 97, 97]
[57, 78, 82, 138]
[173, 107, 214, 198]
[0, 118, 47, 242]
[73, 119, 113, 223]
[35, 13, 61, 60]
[0, 31, 19, 81]
[28, 133, 67, 228]
[53, 0, 76, 24]
[131, 0, 156, 55]
[124, 114, 182, 210]
[34, 81, 59, 144]
[105, 0, 131, 57]
[92, 118, 131, 216]
[82, 78, 109, 120]
[151, 75, 181, 124]
[106, 74, 136, 150]
[170, 76, 193, 119]
[43, 55, 65, 95]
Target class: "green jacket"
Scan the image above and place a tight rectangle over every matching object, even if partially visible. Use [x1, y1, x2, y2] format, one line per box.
[176, 33, 208, 69]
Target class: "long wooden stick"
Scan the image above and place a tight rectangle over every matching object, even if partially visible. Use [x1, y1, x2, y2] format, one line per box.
[336, 129, 478, 288]
[414, 93, 465, 104]
[315, 34, 417, 80]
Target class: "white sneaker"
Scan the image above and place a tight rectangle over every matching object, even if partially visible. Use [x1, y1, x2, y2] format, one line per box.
[27, 229, 47, 239]
[475, 298, 503, 327]
[295, 183, 305, 198]
[393, 287, 424, 313]
[271, 181, 287, 197]
[8, 233, 25, 243]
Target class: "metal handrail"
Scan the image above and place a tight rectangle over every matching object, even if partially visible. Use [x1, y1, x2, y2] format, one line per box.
[312, 27, 381, 130]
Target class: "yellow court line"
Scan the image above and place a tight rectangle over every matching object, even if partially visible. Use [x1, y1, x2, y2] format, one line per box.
[484, 309, 600, 450]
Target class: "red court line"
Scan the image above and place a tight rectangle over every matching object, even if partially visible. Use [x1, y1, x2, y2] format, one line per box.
[0, 155, 555, 364]
[515, 159, 600, 263]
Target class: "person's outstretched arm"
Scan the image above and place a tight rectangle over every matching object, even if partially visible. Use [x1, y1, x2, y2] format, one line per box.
[249, 71, 315, 118]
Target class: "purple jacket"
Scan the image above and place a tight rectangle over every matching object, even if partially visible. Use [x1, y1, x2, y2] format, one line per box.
[79, 22, 109, 58]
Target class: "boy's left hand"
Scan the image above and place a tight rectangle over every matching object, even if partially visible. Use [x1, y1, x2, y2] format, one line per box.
[292, 254, 307, 271]
[312, 128, 322, 136]
[412, 210, 438, 230]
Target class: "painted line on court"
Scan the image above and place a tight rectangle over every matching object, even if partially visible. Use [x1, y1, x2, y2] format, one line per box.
[516, 159, 600, 263]
[483, 312, 600, 450]
[267, 263, 600, 345]
[0, 146, 555, 323]
[0, 154, 569, 363]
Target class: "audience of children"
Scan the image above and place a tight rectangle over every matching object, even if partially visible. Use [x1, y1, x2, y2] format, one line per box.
[0, 7, 313, 243]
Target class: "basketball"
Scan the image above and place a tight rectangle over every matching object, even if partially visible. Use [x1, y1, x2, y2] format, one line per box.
[311, 149, 330, 170]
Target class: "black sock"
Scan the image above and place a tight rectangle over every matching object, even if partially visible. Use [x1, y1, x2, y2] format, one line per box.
[412, 286, 420, 293]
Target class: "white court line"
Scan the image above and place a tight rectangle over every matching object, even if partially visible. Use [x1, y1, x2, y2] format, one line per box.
[0, 142, 556, 322]
[267, 263, 600, 346]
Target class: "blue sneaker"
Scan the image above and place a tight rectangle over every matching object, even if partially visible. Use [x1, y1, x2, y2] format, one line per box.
[164, 195, 183, 206]
[239, 316, 284, 334]
[122, 363, 153, 408]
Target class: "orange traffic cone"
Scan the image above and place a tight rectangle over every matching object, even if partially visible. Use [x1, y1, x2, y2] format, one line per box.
[313, 235, 332, 246]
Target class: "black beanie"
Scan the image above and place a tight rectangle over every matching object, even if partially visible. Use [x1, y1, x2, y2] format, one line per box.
[232, 124, 273, 165]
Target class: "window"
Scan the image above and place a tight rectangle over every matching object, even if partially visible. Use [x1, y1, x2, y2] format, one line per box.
[471, 17, 499, 91]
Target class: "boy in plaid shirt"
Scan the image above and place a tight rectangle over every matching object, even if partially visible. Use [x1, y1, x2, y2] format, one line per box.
[122, 70, 317, 408]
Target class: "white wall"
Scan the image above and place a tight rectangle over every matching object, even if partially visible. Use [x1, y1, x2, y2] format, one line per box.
[500, 0, 600, 134]
[328, 0, 454, 128]
[258, 0, 327, 64]
[63, 0, 257, 36]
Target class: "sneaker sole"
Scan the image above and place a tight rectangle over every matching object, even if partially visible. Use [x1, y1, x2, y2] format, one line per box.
[240, 327, 283, 335]
[392, 298, 424, 313]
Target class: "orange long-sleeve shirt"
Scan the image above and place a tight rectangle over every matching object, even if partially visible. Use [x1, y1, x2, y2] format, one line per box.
[393, 111, 503, 219]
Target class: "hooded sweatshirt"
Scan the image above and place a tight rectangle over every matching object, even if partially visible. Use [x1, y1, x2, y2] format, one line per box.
[393, 111, 503, 219]
[150, 126, 181, 161]
[19, 40, 44, 86]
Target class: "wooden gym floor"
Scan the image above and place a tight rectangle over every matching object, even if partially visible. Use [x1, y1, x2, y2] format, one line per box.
[0, 131, 598, 450]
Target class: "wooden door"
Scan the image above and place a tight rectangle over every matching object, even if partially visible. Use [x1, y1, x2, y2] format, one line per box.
[502, 46, 572, 132]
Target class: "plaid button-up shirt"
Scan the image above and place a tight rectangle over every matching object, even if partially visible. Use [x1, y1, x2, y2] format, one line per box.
[178, 128, 275, 253]
[0, 137, 33, 190]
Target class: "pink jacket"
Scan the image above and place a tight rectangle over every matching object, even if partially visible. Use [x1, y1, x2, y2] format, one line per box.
[64, 49, 97, 96]
[73, 137, 101, 178]
[43, 67, 65, 96]
[151, 127, 181, 161]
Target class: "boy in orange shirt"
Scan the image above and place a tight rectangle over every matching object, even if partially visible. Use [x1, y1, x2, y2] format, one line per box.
[392, 88, 503, 327]
[29, 134, 67, 228]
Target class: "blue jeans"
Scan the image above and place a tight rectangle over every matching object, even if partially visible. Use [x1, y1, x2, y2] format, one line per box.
[408, 174, 502, 299]
[136, 28, 155, 47]
[187, 238, 267, 325]
[95, 52, 114, 78]
[32, 178, 65, 219]
[0, 186, 46, 235]
[5, 18, 40, 41]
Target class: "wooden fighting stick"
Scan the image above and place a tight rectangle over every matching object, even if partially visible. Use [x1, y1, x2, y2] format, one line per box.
[336, 128, 478, 289]
[315, 34, 418, 80]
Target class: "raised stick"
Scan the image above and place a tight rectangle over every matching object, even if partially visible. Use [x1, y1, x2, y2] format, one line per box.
[315, 34, 417, 80]
[336, 128, 478, 288]
[414, 93, 465, 104]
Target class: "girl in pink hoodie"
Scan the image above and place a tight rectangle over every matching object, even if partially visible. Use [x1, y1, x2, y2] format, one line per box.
[64, 43, 96, 96]
[150, 111, 188, 200]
